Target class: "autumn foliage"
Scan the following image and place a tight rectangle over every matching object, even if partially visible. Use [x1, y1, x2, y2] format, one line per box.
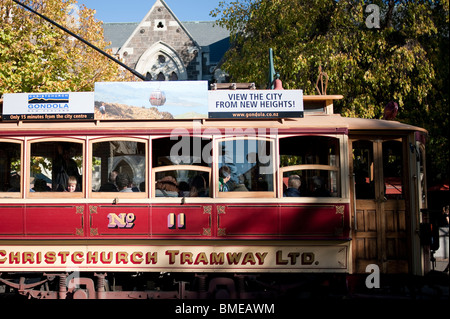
[0, 0, 134, 94]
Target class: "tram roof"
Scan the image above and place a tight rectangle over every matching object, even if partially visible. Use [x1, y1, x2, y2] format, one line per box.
[0, 95, 427, 135]
[0, 114, 427, 135]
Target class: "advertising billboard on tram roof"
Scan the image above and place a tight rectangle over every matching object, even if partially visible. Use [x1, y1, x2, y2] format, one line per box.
[208, 89, 304, 119]
[94, 81, 209, 120]
[2, 92, 94, 121]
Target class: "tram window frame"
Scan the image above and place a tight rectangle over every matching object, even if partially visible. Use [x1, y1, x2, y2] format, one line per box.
[152, 166, 211, 198]
[215, 136, 276, 199]
[27, 138, 85, 199]
[0, 139, 23, 198]
[151, 136, 212, 199]
[89, 137, 148, 199]
[279, 135, 341, 198]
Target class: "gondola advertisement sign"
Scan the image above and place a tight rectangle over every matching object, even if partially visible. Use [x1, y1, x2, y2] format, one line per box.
[208, 89, 304, 119]
[94, 81, 209, 120]
[2, 92, 94, 121]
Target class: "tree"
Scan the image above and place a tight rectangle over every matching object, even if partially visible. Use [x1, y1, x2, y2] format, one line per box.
[0, 0, 135, 95]
[212, 0, 449, 184]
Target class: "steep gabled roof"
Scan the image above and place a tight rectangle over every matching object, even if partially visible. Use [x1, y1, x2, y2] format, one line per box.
[102, 0, 230, 61]
[103, 22, 138, 50]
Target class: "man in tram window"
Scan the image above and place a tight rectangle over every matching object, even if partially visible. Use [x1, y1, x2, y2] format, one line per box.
[189, 175, 208, 197]
[116, 173, 133, 192]
[312, 176, 331, 197]
[7, 173, 20, 192]
[233, 174, 248, 191]
[32, 178, 51, 192]
[99, 170, 119, 192]
[284, 175, 301, 197]
[52, 144, 81, 192]
[219, 165, 231, 192]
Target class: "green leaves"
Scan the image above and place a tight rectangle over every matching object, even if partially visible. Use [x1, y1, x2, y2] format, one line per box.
[213, 0, 449, 183]
[0, 0, 129, 95]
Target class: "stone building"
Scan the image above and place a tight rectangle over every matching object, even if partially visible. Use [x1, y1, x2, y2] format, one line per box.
[103, 0, 230, 82]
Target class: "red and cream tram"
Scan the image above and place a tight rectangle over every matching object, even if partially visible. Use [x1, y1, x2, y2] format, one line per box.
[0, 93, 429, 299]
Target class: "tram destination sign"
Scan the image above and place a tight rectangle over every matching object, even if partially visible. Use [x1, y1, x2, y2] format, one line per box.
[2, 92, 94, 121]
[208, 89, 304, 119]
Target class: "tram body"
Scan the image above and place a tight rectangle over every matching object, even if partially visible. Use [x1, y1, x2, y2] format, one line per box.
[0, 95, 429, 299]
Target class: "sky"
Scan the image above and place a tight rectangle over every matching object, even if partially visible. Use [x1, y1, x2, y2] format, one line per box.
[76, 0, 225, 23]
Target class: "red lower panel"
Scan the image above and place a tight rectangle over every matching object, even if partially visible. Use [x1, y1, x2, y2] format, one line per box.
[279, 204, 349, 238]
[217, 205, 279, 237]
[0, 203, 350, 240]
[0, 206, 24, 235]
[25, 205, 84, 236]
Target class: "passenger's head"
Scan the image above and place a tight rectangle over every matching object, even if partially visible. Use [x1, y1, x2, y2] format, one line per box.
[288, 175, 301, 189]
[116, 173, 130, 190]
[109, 170, 119, 183]
[67, 176, 77, 192]
[219, 165, 231, 182]
[156, 176, 178, 192]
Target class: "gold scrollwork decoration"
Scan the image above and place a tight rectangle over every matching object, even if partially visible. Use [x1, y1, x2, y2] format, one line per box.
[202, 228, 211, 236]
[336, 205, 345, 215]
[203, 205, 212, 215]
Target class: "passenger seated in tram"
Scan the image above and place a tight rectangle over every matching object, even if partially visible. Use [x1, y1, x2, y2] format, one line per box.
[178, 181, 190, 197]
[189, 175, 208, 197]
[155, 176, 179, 197]
[116, 173, 133, 192]
[67, 176, 80, 192]
[284, 175, 301, 197]
[219, 165, 231, 192]
[312, 176, 331, 197]
[233, 174, 248, 192]
[99, 170, 119, 192]
[52, 144, 81, 192]
[32, 178, 51, 192]
[7, 173, 20, 192]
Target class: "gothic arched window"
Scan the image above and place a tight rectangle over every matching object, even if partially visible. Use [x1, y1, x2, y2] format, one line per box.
[169, 72, 178, 81]
[157, 72, 165, 81]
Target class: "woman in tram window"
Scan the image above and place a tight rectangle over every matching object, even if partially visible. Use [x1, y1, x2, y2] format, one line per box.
[155, 176, 179, 197]
[219, 165, 231, 192]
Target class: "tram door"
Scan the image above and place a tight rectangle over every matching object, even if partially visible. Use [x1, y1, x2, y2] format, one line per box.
[351, 138, 408, 274]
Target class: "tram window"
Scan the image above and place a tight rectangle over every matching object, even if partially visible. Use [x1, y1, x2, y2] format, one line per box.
[353, 140, 375, 199]
[152, 137, 211, 197]
[217, 139, 274, 194]
[92, 140, 146, 193]
[29, 141, 83, 193]
[383, 140, 404, 199]
[152, 137, 211, 168]
[154, 169, 210, 197]
[0, 142, 21, 194]
[279, 136, 340, 197]
[282, 170, 336, 197]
